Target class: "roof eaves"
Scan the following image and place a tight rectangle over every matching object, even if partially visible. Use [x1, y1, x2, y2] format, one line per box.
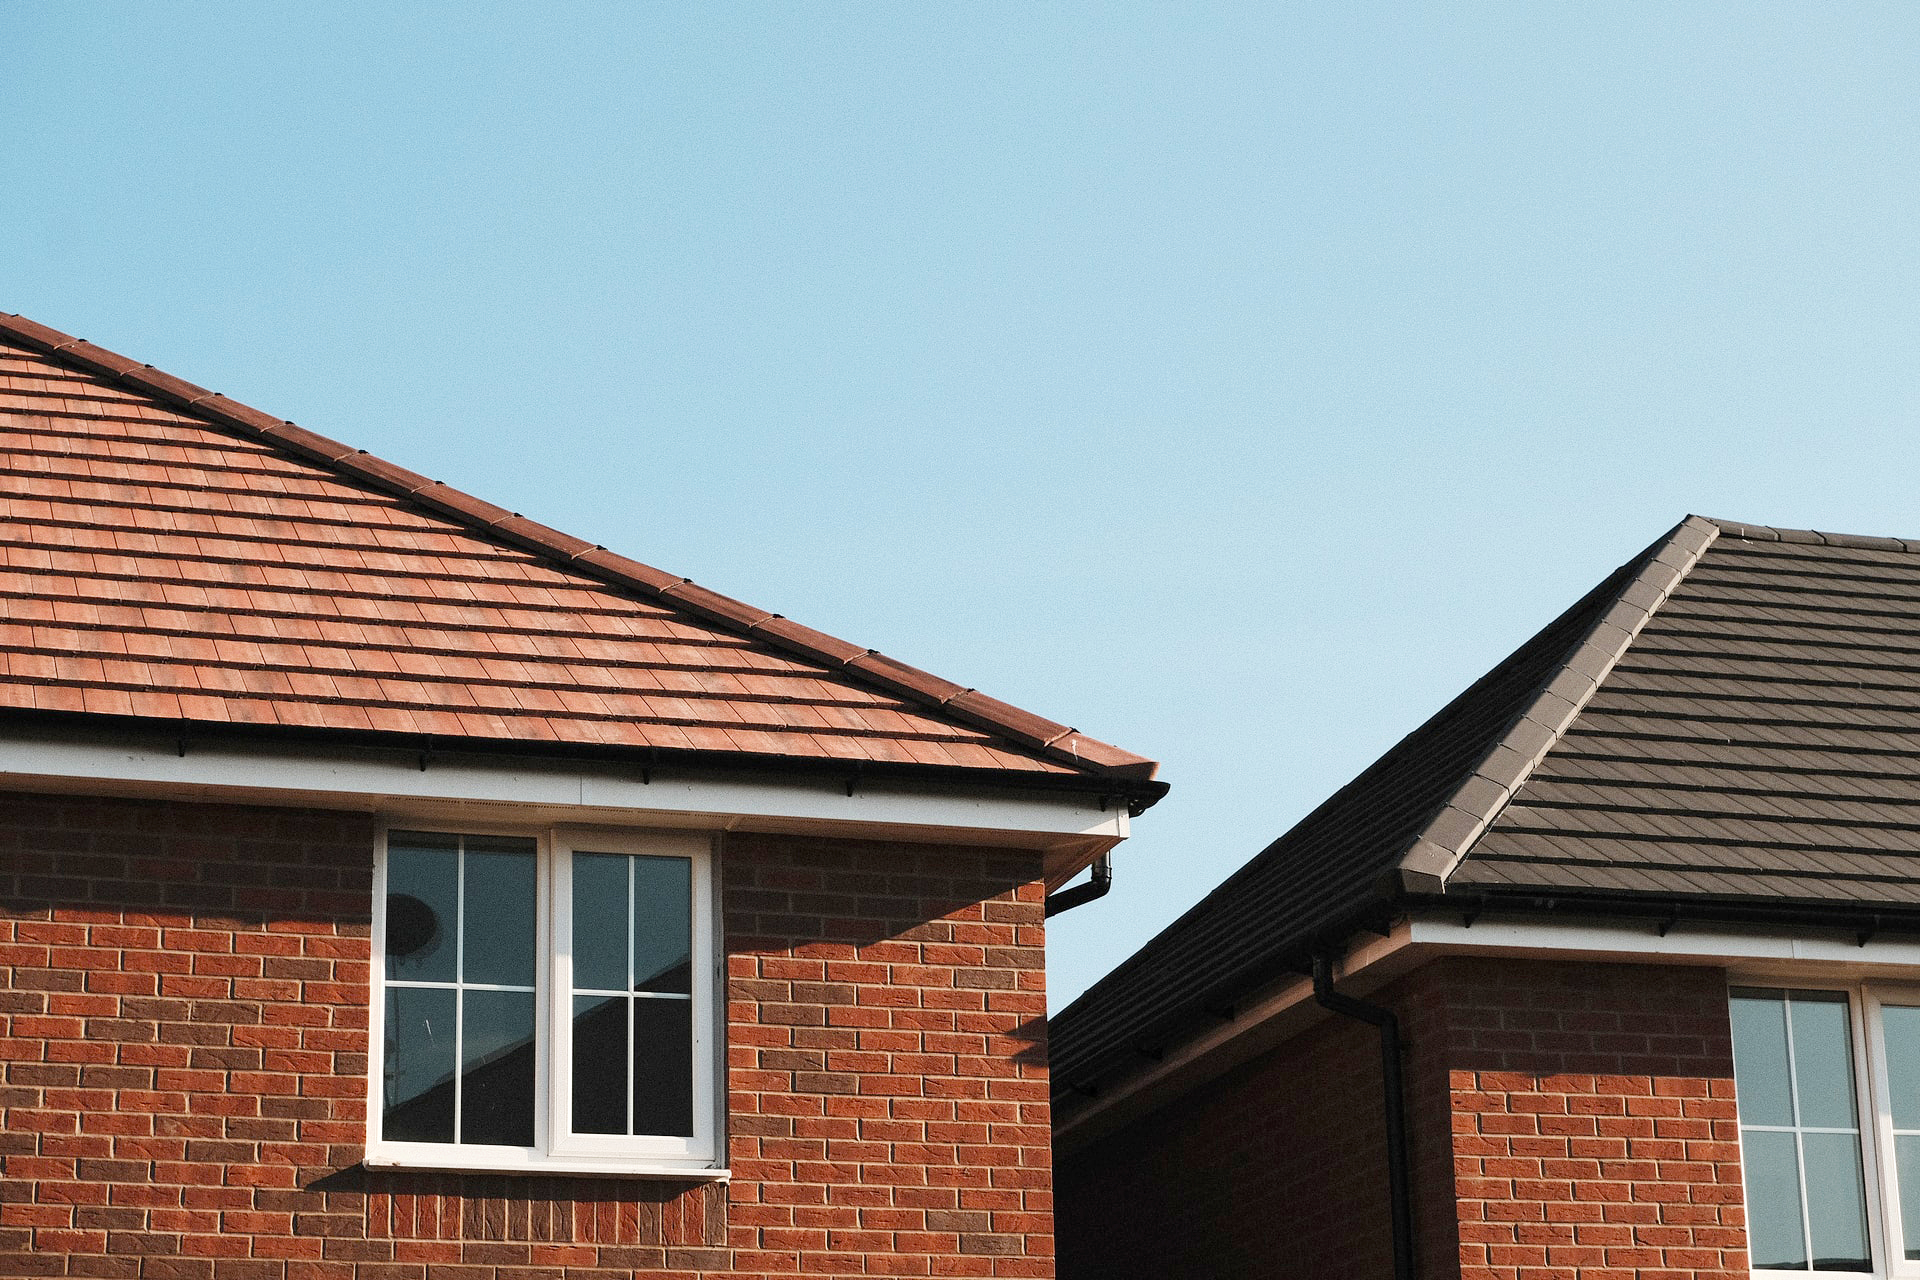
[1392, 514, 1723, 894]
[0, 312, 1158, 785]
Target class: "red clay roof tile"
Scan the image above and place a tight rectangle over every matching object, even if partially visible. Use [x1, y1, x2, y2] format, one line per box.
[0, 314, 1159, 786]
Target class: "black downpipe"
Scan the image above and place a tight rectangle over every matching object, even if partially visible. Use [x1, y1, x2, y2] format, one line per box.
[1313, 954, 1414, 1280]
[1044, 853, 1112, 918]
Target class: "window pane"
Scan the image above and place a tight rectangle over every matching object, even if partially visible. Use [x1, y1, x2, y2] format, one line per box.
[385, 834, 458, 983]
[1885, 1005, 1920, 1130]
[1790, 993, 1857, 1130]
[1744, 1129, 1808, 1269]
[1898, 1135, 1920, 1260]
[633, 855, 692, 995]
[572, 994, 628, 1135]
[633, 998, 693, 1137]
[463, 842, 537, 987]
[1731, 989, 1795, 1128]
[384, 987, 455, 1143]
[460, 989, 536, 1147]
[572, 853, 629, 992]
[1802, 1132, 1870, 1271]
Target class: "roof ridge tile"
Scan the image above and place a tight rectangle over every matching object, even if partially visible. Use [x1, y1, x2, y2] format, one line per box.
[1704, 515, 1920, 555]
[1393, 514, 1721, 893]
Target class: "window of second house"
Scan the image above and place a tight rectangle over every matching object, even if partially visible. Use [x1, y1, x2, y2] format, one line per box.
[371, 825, 720, 1173]
[1730, 984, 1920, 1276]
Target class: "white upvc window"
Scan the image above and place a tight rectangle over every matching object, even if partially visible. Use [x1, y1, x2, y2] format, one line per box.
[366, 824, 722, 1176]
[1730, 984, 1920, 1275]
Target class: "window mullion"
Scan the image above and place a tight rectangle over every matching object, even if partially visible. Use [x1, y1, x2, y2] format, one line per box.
[626, 853, 636, 1138]
[1782, 997, 1818, 1270]
[453, 837, 466, 1145]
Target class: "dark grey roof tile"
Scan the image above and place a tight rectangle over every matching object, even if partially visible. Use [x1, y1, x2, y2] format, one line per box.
[1052, 517, 1920, 1111]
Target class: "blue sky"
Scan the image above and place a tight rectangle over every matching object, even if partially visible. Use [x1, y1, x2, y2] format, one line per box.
[7, 3, 1920, 1005]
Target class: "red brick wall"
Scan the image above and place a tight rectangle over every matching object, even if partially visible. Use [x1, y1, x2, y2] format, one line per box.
[1054, 963, 1467, 1280]
[1054, 998, 1396, 1280]
[1435, 957, 1744, 1280]
[0, 791, 1054, 1278]
[1054, 956, 1745, 1280]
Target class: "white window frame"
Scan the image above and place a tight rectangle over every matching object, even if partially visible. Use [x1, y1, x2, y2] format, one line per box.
[1731, 981, 1920, 1277]
[1863, 986, 1920, 1279]
[365, 822, 725, 1178]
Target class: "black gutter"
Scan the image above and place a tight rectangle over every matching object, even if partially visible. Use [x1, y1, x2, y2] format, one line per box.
[1412, 888, 1920, 942]
[1312, 953, 1414, 1280]
[0, 706, 1169, 811]
[1058, 884, 1920, 1101]
[1045, 853, 1113, 918]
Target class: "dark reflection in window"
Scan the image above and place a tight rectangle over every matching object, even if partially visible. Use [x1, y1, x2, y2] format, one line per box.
[385, 834, 457, 983]
[632, 856, 691, 994]
[384, 987, 455, 1143]
[573, 854, 628, 992]
[633, 998, 693, 1138]
[464, 841, 537, 987]
[460, 990, 535, 1147]
[573, 995, 627, 1135]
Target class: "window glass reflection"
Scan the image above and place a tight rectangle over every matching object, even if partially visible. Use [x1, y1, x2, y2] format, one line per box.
[1731, 989, 1794, 1128]
[632, 855, 692, 994]
[385, 834, 457, 983]
[1885, 1006, 1920, 1131]
[1791, 994, 1857, 1130]
[383, 987, 455, 1144]
[460, 989, 535, 1147]
[1743, 1130, 1807, 1270]
[573, 994, 627, 1135]
[633, 997, 693, 1138]
[573, 853, 628, 992]
[463, 841, 537, 987]
[1802, 1132, 1870, 1271]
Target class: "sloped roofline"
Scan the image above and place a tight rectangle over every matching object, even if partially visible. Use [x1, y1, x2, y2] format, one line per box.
[1389, 512, 1920, 895]
[0, 312, 1157, 786]
[1390, 514, 1720, 893]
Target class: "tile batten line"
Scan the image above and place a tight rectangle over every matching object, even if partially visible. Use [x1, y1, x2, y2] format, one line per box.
[0, 312, 1158, 786]
[1393, 514, 1723, 895]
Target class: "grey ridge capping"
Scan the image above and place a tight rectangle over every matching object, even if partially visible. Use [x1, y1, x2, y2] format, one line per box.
[1050, 515, 1920, 1105]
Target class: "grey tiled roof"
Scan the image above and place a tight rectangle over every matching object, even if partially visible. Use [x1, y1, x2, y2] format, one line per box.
[1051, 516, 1920, 1103]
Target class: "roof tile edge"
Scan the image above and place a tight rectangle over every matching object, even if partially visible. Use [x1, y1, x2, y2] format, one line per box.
[1701, 515, 1920, 555]
[1392, 513, 1722, 894]
[0, 312, 1157, 783]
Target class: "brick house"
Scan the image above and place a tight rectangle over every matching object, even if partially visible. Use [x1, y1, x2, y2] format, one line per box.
[1052, 515, 1920, 1280]
[0, 313, 1165, 1279]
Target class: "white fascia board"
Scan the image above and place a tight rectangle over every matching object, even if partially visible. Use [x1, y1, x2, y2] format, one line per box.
[1059, 909, 1920, 1146]
[1407, 913, 1920, 978]
[1054, 924, 1419, 1147]
[0, 726, 1128, 853]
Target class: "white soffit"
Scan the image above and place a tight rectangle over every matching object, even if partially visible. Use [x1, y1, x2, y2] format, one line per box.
[0, 725, 1129, 853]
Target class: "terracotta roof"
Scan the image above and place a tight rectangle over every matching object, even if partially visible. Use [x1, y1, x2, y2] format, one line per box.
[1051, 515, 1920, 1102]
[0, 312, 1158, 790]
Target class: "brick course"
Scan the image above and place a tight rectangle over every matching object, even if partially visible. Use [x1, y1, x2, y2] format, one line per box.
[0, 791, 1054, 1278]
[1055, 955, 1747, 1280]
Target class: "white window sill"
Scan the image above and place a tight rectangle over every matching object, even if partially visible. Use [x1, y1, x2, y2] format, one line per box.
[363, 1150, 730, 1181]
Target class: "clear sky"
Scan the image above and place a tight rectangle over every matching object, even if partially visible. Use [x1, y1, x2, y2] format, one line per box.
[6, 3, 1920, 1006]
